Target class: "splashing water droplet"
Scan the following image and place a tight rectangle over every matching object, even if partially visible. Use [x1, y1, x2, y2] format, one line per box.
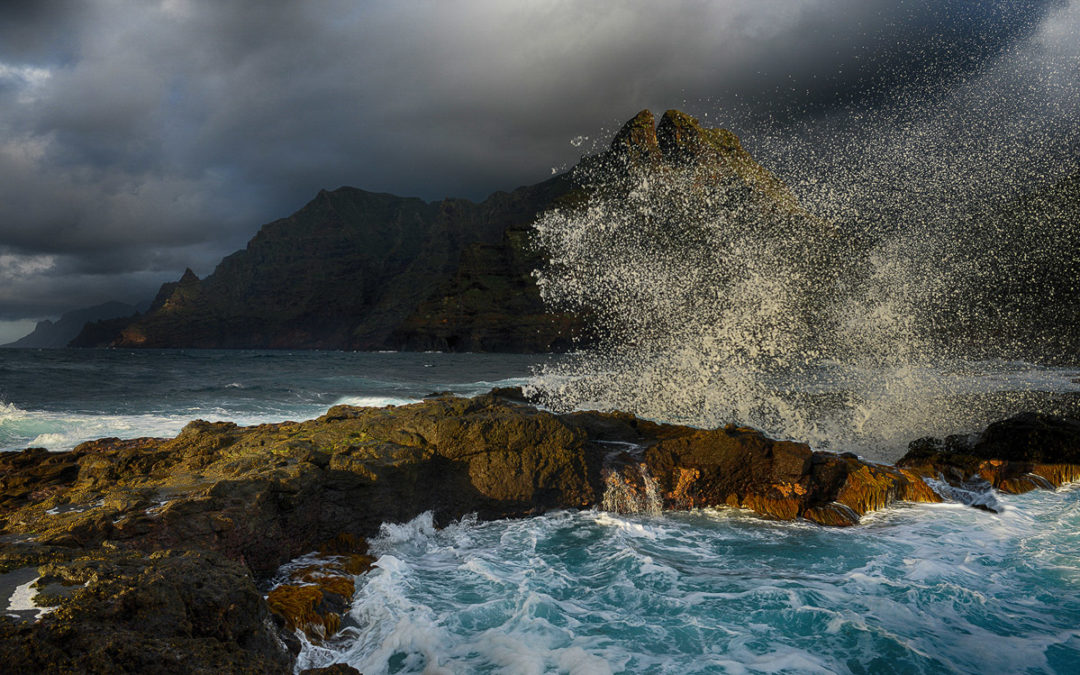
[528, 109, 1080, 461]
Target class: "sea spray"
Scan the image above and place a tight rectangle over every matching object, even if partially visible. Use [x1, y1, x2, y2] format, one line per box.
[527, 109, 1080, 460]
[307, 489, 1080, 674]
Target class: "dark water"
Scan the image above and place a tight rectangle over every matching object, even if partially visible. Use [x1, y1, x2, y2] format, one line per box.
[0, 348, 548, 452]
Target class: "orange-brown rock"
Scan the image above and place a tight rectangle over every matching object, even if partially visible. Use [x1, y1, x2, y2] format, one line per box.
[267, 583, 344, 642]
[4, 393, 1079, 673]
[898, 412, 1080, 497]
[264, 532, 376, 647]
[641, 424, 940, 526]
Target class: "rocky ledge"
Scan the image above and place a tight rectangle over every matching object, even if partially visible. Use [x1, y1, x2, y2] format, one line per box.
[1, 391, 1077, 672]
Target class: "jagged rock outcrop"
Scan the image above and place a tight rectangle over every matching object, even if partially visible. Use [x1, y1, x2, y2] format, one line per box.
[579, 109, 809, 215]
[637, 424, 939, 526]
[4, 397, 1074, 576]
[899, 412, 1080, 496]
[608, 109, 662, 166]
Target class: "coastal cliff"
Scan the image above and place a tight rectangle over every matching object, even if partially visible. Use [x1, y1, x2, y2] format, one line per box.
[71, 180, 579, 352]
[1, 391, 1078, 672]
[69, 110, 805, 352]
[23, 109, 1078, 359]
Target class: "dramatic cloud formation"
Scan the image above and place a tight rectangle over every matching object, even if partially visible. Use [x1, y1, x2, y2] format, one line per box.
[0, 0, 1076, 340]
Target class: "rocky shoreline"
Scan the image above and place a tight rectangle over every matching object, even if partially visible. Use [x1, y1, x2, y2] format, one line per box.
[1, 389, 1078, 673]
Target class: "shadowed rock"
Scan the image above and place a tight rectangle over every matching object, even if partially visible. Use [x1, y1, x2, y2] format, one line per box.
[899, 412, 1080, 496]
[0, 549, 291, 674]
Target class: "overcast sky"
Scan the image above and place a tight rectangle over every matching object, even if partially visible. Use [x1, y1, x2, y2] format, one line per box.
[0, 0, 1077, 342]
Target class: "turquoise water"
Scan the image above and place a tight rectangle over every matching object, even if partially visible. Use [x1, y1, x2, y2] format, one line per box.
[302, 491, 1080, 674]
[2, 349, 1078, 673]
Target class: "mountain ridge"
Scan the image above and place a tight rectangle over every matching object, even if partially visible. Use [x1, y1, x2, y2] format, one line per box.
[3, 301, 139, 349]
[72, 109, 794, 352]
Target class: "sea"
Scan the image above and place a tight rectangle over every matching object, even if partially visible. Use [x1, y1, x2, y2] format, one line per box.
[2, 348, 1079, 674]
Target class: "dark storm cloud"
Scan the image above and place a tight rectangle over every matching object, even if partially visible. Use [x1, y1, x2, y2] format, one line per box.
[0, 0, 1074, 327]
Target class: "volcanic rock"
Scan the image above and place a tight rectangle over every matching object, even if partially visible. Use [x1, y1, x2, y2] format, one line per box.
[637, 423, 939, 526]
[0, 549, 291, 674]
[70, 180, 582, 352]
[609, 109, 662, 167]
[898, 412, 1080, 494]
[3, 394, 1078, 671]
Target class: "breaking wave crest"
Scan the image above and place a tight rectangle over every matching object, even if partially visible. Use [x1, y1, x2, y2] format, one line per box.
[304, 489, 1080, 674]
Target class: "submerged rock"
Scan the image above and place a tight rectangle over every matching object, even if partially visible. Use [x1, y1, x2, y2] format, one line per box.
[1, 392, 1077, 670]
[300, 665, 362, 675]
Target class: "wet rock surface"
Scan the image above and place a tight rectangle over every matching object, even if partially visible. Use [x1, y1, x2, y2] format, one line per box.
[899, 412, 1080, 503]
[1, 392, 1077, 671]
[0, 548, 291, 674]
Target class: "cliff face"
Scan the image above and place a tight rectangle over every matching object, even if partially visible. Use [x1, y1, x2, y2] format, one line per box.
[72, 179, 577, 350]
[70, 110, 814, 352]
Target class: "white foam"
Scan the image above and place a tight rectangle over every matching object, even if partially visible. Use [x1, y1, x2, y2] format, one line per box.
[374, 512, 438, 545]
[1, 403, 364, 453]
[0, 400, 27, 419]
[7, 577, 54, 620]
[924, 477, 1003, 512]
[591, 512, 658, 539]
[1, 407, 190, 452]
[331, 396, 421, 409]
[305, 488, 1080, 675]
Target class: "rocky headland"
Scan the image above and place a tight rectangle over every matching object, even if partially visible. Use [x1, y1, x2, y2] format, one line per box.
[52, 107, 1078, 362]
[2, 302, 139, 349]
[1, 390, 1078, 672]
[64, 109, 833, 354]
